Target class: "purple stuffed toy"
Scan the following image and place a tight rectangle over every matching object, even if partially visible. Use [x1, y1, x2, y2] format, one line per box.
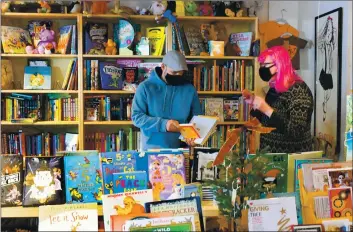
[37, 28, 56, 54]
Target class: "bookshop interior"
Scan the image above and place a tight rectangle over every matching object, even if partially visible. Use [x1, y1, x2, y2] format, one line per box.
[0, 0, 352, 231]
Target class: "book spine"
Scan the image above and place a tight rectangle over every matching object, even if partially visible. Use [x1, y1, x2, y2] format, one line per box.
[91, 60, 95, 90]
[71, 24, 77, 54]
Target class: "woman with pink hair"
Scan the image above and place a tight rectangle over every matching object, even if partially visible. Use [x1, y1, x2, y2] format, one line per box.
[243, 46, 313, 153]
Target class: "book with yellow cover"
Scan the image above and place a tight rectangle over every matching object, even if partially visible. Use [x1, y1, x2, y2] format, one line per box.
[147, 27, 166, 56]
[179, 124, 201, 139]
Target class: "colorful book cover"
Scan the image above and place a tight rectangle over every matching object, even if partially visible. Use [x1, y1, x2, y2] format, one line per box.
[327, 167, 353, 188]
[229, 32, 253, 56]
[110, 213, 172, 231]
[148, 153, 185, 201]
[102, 189, 153, 231]
[101, 151, 138, 194]
[1, 26, 32, 54]
[24, 66, 51, 90]
[112, 171, 147, 193]
[38, 203, 98, 231]
[247, 197, 298, 231]
[184, 183, 202, 198]
[223, 99, 239, 121]
[56, 25, 73, 54]
[65, 133, 78, 151]
[27, 20, 52, 48]
[146, 27, 166, 56]
[328, 187, 353, 218]
[99, 62, 123, 90]
[205, 98, 224, 121]
[23, 157, 65, 206]
[64, 152, 102, 204]
[145, 197, 204, 232]
[138, 62, 161, 83]
[1, 155, 23, 207]
[125, 215, 196, 232]
[179, 124, 201, 140]
[85, 23, 108, 54]
[123, 67, 138, 84]
[208, 41, 224, 56]
[192, 148, 219, 182]
[345, 94, 353, 161]
[116, 59, 142, 68]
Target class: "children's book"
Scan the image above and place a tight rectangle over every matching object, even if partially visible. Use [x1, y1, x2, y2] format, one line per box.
[101, 151, 138, 194]
[247, 197, 298, 231]
[208, 41, 224, 56]
[1, 59, 14, 89]
[314, 196, 331, 219]
[65, 133, 78, 151]
[23, 156, 64, 206]
[229, 32, 253, 56]
[1, 26, 32, 54]
[102, 189, 153, 231]
[56, 25, 73, 54]
[137, 62, 161, 83]
[112, 171, 147, 193]
[110, 213, 172, 231]
[148, 153, 185, 201]
[145, 197, 204, 232]
[1, 155, 23, 207]
[125, 215, 196, 232]
[116, 20, 135, 55]
[328, 187, 353, 218]
[38, 203, 98, 231]
[184, 183, 203, 198]
[322, 219, 351, 231]
[312, 169, 331, 191]
[123, 67, 138, 84]
[146, 27, 166, 56]
[85, 23, 108, 54]
[99, 62, 123, 90]
[27, 20, 52, 48]
[179, 124, 201, 140]
[116, 59, 142, 68]
[179, 116, 218, 145]
[327, 167, 353, 188]
[24, 66, 51, 90]
[205, 98, 224, 121]
[192, 148, 219, 182]
[63, 151, 102, 204]
[223, 99, 239, 121]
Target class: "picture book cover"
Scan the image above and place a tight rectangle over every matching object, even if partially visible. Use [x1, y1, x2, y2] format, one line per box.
[110, 213, 172, 231]
[1, 59, 13, 89]
[328, 167, 353, 188]
[56, 25, 73, 54]
[184, 183, 202, 198]
[229, 32, 253, 56]
[138, 62, 161, 83]
[65, 133, 78, 151]
[148, 153, 185, 201]
[38, 203, 98, 231]
[1, 155, 23, 207]
[112, 171, 147, 193]
[223, 99, 239, 121]
[179, 116, 218, 145]
[146, 27, 166, 56]
[116, 59, 142, 68]
[64, 152, 102, 204]
[27, 20, 53, 48]
[192, 148, 219, 182]
[179, 124, 201, 140]
[123, 67, 138, 84]
[205, 98, 224, 121]
[102, 189, 153, 232]
[322, 219, 350, 232]
[24, 66, 51, 90]
[23, 157, 65, 207]
[208, 41, 224, 56]
[145, 196, 204, 232]
[101, 151, 138, 194]
[125, 215, 196, 232]
[312, 169, 331, 191]
[1, 26, 32, 54]
[247, 197, 298, 231]
[99, 62, 123, 90]
[328, 187, 353, 218]
[85, 23, 108, 54]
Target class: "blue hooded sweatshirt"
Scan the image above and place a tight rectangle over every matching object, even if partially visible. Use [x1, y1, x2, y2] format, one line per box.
[132, 67, 202, 151]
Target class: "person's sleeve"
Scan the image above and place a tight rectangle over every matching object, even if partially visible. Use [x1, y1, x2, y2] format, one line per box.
[189, 89, 203, 119]
[266, 85, 313, 137]
[250, 109, 264, 121]
[131, 84, 169, 136]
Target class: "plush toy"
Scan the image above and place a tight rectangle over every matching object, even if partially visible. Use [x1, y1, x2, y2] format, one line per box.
[104, 39, 117, 55]
[199, 1, 213, 16]
[225, 8, 235, 17]
[149, 1, 166, 16]
[136, 6, 148, 15]
[185, 1, 199, 16]
[37, 0, 51, 13]
[1, 2, 10, 13]
[69, 1, 81, 13]
[37, 28, 56, 54]
[225, 2, 242, 17]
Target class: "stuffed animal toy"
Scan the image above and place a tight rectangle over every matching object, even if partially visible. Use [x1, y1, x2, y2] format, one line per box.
[37, 28, 56, 54]
[185, 1, 199, 16]
[1, 1, 10, 13]
[149, 1, 166, 16]
[26, 46, 39, 54]
[199, 1, 213, 16]
[225, 2, 241, 17]
[37, 0, 51, 13]
[104, 39, 117, 55]
[136, 6, 148, 15]
[213, 1, 226, 17]
[225, 8, 235, 17]
[69, 1, 81, 13]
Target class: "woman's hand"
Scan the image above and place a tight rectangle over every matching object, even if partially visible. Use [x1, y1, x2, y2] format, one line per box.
[242, 89, 255, 105]
[252, 96, 274, 117]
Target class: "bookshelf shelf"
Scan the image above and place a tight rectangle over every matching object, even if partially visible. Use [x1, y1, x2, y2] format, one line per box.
[186, 56, 256, 60]
[1, 54, 78, 58]
[1, 13, 79, 19]
[1, 90, 78, 94]
[1, 201, 218, 218]
[1, 121, 79, 126]
[198, 91, 252, 95]
[82, 55, 163, 59]
[84, 121, 134, 125]
[218, 121, 245, 125]
[177, 15, 257, 23]
[83, 90, 135, 94]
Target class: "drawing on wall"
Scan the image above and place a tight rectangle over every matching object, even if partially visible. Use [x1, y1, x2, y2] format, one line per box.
[314, 7, 342, 155]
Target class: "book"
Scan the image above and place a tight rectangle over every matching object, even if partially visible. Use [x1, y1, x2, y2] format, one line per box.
[112, 171, 147, 193]
[38, 203, 98, 231]
[101, 151, 138, 194]
[63, 151, 102, 204]
[327, 167, 353, 188]
[148, 153, 186, 201]
[145, 197, 204, 232]
[102, 189, 153, 231]
[147, 27, 166, 56]
[322, 219, 350, 231]
[346, 94, 353, 161]
[1, 155, 23, 207]
[184, 183, 202, 198]
[314, 196, 331, 219]
[110, 213, 172, 231]
[223, 99, 239, 121]
[179, 123, 201, 139]
[123, 67, 138, 84]
[328, 187, 353, 218]
[56, 25, 73, 54]
[1, 59, 14, 89]
[138, 62, 161, 83]
[24, 66, 51, 90]
[85, 23, 108, 54]
[124, 215, 196, 232]
[27, 20, 52, 48]
[247, 197, 298, 231]
[99, 62, 124, 90]
[65, 133, 78, 151]
[229, 32, 253, 56]
[208, 41, 224, 56]
[179, 116, 218, 145]
[192, 148, 219, 182]
[205, 98, 224, 121]
[23, 156, 65, 206]
[1, 26, 32, 54]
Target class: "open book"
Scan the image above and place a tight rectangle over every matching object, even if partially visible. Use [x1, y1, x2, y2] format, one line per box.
[179, 115, 218, 145]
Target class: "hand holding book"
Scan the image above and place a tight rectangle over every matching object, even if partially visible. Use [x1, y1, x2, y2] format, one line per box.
[166, 119, 180, 132]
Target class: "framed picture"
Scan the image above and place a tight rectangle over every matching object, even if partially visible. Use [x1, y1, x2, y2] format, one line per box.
[314, 7, 343, 156]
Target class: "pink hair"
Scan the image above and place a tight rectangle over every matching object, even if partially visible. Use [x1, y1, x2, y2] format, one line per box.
[258, 46, 302, 93]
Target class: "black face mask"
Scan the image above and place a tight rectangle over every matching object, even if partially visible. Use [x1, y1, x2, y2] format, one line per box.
[165, 74, 189, 86]
[259, 65, 276, 82]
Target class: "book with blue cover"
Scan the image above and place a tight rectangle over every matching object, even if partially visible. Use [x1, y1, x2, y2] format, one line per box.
[63, 151, 102, 204]
[99, 62, 123, 90]
[24, 66, 51, 90]
[112, 171, 147, 193]
[101, 151, 138, 194]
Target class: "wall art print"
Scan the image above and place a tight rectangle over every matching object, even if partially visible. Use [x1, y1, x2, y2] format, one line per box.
[314, 7, 343, 156]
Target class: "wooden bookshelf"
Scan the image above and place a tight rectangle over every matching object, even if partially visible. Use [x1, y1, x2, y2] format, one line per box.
[84, 121, 133, 126]
[1, 201, 219, 218]
[1, 54, 78, 58]
[1, 121, 79, 126]
[83, 55, 163, 59]
[1, 12, 79, 19]
[1, 90, 78, 94]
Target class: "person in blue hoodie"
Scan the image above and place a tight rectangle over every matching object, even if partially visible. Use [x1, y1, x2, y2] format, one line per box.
[132, 51, 202, 151]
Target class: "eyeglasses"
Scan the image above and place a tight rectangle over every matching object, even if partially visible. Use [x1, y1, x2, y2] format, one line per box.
[260, 62, 275, 68]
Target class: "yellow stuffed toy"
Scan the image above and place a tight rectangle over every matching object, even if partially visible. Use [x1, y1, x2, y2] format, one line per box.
[104, 39, 117, 55]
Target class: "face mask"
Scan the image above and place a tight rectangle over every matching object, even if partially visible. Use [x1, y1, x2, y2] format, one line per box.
[259, 65, 276, 82]
[165, 74, 189, 86]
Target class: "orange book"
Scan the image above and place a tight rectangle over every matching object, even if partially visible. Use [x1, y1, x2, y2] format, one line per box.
[179, 124, 201, 139]
[328, 187, 352, 218]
